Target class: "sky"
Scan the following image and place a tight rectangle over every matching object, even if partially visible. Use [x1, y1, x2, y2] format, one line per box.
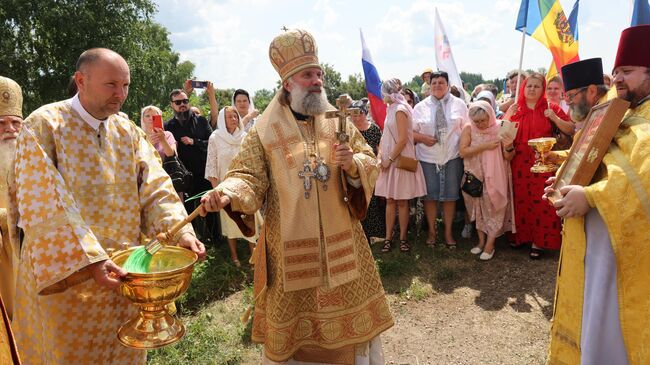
[153, 0, 636, 93]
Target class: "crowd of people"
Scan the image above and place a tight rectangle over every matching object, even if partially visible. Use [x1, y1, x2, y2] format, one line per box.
[0, 22, 648, 365]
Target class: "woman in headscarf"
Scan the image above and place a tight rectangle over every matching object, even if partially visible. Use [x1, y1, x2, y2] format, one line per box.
[350, 98, 385, 242]
[459, 101, 516, 260]
[503, 72, 571, 259]
[205, 106, 260, 266]
[232, 89, 259, 132]
[375, 78, 427, 253]
[475, 90, 504, 119]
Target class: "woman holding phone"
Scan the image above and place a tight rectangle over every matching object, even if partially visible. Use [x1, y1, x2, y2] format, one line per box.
[141, 105, 177, 159]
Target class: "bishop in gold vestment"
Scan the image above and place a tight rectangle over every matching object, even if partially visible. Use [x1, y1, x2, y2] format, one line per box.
[9, 49, 198, 365]
[202, 29, 393, 364]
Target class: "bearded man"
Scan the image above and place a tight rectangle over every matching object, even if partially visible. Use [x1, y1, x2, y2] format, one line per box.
[0, 76, 22, 364]
[546, 25, 650, 365]
[200, 29, 393, 364]
[545, 58, 612, 165]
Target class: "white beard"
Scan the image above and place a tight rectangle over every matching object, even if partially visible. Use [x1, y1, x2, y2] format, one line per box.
[0, 139, 17, 182]
[289, 82, 329, 116]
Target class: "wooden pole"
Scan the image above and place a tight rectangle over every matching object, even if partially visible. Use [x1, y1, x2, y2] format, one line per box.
[515, 27, 527, 102]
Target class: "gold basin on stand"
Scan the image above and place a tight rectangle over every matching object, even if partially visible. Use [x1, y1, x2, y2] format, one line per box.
[112, 246, 197, 349]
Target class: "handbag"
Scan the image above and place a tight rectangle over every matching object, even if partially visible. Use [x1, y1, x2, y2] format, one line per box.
[395, 156, 418, 172]
[162, 154, 193, 192]
[387, 125, 419, 172]
[461, 171, 483, 197]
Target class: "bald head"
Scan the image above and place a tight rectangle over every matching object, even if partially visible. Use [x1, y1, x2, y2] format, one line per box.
[74, 48, 130, 119]
[76, 48, 127, 73]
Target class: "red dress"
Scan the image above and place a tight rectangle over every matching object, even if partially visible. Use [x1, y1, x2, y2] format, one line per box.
[509, 78, 571, 249]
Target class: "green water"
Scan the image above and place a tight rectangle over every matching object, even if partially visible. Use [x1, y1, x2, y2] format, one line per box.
[123, 246, 153, 273]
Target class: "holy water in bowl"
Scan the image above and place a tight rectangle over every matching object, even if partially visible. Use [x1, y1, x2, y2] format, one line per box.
[120, 246, 195, 274]
[122, 246, 153, 273]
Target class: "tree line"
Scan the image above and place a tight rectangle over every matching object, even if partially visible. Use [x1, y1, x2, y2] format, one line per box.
[1, 0, 513, 125]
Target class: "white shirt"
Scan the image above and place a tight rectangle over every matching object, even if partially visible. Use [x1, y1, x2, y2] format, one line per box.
[412, 94, 468, 165]
[70, 94, 107, 130]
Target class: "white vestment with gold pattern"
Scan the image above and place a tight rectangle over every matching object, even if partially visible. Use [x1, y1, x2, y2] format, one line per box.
[9, 97, 194, 364]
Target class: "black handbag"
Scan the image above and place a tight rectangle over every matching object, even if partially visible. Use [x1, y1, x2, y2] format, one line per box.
[461, 171, 483, 198]
[162, 155, 193, 192]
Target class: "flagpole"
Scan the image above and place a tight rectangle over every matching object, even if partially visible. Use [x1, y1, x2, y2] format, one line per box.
[515, 26, 526, 102]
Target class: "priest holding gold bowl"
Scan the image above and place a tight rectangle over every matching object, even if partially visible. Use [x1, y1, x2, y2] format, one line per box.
[8, 48, 205, 364]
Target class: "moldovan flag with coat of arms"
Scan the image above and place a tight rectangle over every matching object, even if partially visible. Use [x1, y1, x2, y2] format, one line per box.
[516, 0, 580, 79]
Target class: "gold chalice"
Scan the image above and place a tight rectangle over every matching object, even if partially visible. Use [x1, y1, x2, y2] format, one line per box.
[528, 137, 558, 173]
[112, 246, 197, 349]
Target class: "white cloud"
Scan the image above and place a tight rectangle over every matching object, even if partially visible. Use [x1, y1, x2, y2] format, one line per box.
[495, 0, 520, 14]
[153, 0, 631, 94]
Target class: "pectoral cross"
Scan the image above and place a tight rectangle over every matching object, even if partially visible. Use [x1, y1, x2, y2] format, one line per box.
[298, 162, 317, 198]
[325, 95, 360, 144]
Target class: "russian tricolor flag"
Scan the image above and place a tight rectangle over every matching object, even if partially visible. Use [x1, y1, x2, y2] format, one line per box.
[360, 29, 386, 130]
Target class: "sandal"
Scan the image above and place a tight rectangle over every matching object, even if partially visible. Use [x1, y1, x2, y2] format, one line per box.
[399, 240, 411, 252]
[529, 247, 543, 260]
[381, 239, 392, 253]
[445, 241, 457, 249]
[425, 238, 437, 248]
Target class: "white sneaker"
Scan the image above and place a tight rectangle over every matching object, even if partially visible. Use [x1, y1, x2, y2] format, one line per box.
[461, 224, 473, 238]
[479, 250, 495, 261]
[470, 246, 483, 255]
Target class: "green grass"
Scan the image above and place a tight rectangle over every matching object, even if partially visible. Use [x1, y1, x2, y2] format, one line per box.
[147, 240, 259, 364]
[147, 223, 477, 364]
[399, 277, 434, 301]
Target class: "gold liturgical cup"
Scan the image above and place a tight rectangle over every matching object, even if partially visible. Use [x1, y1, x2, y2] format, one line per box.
[528, 137, 558, 174]
[112, 246, 197, 349]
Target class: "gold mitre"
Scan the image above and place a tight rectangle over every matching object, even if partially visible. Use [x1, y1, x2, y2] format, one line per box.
[0, 76, 23, 118]
[269, 29, 321, 82]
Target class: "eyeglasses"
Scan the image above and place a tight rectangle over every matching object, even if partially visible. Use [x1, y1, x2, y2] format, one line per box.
[431, 71, 448, 78]
[565, 87, 587, 103]
[173, 99, 189, 106]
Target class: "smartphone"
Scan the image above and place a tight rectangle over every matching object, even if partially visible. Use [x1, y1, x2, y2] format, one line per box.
[190, 80, 208, 89]
[152, 114, 163, 130]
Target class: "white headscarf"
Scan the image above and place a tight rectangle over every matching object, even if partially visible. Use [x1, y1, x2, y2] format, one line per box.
[215, 107, 246, 146]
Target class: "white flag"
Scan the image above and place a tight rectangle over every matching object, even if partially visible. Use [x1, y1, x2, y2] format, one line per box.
[434, 8, 464, 92]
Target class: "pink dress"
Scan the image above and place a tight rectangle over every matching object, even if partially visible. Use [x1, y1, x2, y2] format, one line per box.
[462, 125, 515, 237]
[375, 103, 427, 200]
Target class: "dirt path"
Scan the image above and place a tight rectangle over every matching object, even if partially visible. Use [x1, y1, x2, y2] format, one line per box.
[150, 233, 560, 364]
[380, 243, 558, 365]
